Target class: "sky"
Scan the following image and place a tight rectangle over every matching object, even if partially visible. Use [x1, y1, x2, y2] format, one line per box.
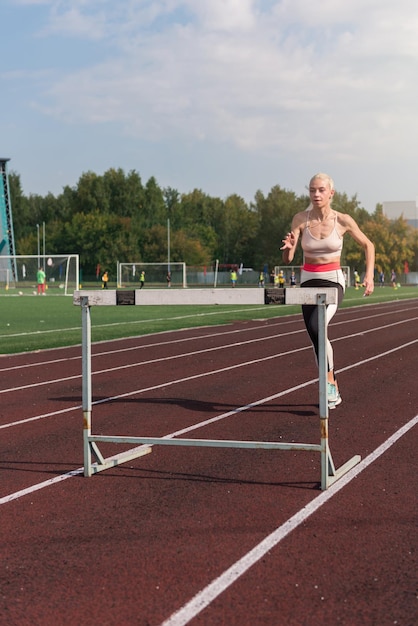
[1, 0, 417, 212]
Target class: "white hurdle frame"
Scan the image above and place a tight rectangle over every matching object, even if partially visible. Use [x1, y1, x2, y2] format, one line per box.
[74, 288, 360, 490]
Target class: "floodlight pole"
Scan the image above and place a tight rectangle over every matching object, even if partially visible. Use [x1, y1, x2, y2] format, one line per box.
[167, 218, 171, 273]
[36, 224, 40, 268]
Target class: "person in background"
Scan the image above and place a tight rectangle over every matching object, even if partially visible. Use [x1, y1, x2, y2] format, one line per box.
[166, 272, 172, 288]
[102, 271, 109, 289]
[354, 269, 361, 290]
[281, 172, 375, 409]
[391, 269, 397, 289]
[37, 267, 46, 295]
[140, 270, 145, 289]
[230, 268, 237, 287]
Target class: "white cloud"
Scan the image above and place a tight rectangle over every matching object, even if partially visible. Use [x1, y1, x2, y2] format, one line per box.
[4, 0, 418, 206]
[187, 0, 257, 32]
[34, 1, 415, 159]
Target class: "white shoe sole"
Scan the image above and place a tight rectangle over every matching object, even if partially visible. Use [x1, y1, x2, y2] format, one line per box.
[328, 396, 342, 409]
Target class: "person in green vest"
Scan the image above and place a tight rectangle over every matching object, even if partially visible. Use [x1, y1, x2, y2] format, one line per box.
[230, 269, 237, 287]
[37, 267, 46, 295]
[139, 271, 145, 289]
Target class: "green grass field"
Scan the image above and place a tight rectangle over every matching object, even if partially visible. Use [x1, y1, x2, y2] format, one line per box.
[1, 286, 417, 355]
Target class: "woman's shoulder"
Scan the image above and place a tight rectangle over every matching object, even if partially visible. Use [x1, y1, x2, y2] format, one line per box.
[292, 209, 310, 228]
[334, 210, 357, 229]
[334, 210, 355, 221]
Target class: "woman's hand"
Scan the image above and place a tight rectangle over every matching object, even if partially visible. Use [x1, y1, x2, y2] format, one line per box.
[280, 232, 295, 250]
[362, 276, 374, 297]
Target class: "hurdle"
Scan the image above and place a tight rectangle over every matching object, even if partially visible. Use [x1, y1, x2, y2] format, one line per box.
[73, 288, 361, 490]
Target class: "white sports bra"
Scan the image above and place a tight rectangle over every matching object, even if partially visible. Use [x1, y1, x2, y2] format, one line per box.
[301, 211, 343, 260]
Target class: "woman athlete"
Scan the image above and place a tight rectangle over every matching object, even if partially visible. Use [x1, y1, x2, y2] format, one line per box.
[281, 173, 375, 408]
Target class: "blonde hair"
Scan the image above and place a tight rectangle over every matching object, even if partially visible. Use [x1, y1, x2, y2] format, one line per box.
[309, 172, 335, 191]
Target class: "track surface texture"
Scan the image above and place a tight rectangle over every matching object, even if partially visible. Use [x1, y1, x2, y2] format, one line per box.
[1, 299, 417, 626]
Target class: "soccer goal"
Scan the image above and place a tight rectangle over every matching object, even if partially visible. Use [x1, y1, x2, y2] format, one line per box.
[117, 262, 187, 288]
[274, 265, 351, 288]
[0, 267, 12, 290]
[0, 255, 80, 295]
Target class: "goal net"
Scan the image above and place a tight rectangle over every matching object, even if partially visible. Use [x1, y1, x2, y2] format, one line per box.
[274, 265, 351, 288]
[117, 262, 187, 288]
[0, 255, 80, 295]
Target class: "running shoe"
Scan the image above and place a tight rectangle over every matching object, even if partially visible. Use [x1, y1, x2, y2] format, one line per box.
[327, 382, 342, 409]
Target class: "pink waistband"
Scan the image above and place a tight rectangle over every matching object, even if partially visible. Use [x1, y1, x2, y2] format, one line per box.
[302, 262, 341, 272]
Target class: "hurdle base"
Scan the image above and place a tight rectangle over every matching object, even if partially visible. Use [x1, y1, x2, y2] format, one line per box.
[85, 442, 153, 477]
[326, 454, 361, 489]
[85, 435, 360, 489]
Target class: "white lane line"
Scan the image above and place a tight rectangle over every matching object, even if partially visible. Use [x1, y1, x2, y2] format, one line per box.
[1, 333, 417, 433]
[0, 321, 298, 376]
[0, 469, 83, 505]
[0, 317, 299, 372]
[1, 302, 415, 373]
[160, 414, 418, 626]
[1, 315, 417, 396]
[0, 334, 306, 396]
[0, 305, 272, 340]
[0, 348, 312, 430]
[1, 337, 417, 504]
[0, 405, 81, 430]
[0, 378, 316, 505]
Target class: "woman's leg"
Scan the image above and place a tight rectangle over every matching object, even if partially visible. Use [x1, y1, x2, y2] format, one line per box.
[301, 280, 344, 384]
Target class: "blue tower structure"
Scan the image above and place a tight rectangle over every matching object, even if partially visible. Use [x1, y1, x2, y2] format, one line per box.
[0, 158, 17, 283]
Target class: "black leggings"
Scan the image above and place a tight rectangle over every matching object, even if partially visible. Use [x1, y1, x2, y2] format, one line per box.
[301, 279, 344, 373]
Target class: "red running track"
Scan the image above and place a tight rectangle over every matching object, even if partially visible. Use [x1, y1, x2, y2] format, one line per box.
[1, 299, 417, 625]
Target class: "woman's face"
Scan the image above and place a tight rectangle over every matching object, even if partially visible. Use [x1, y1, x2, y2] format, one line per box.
[309, 177, 334, 208]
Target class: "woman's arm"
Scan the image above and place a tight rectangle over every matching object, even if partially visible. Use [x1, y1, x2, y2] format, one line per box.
[342, 214, 375, 295]
[281, 215, 302, 264]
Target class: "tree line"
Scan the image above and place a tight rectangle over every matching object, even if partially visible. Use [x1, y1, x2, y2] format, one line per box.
[8, 168, 418, 278]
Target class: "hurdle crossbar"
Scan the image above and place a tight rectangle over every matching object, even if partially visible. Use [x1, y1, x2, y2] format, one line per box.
[74, 288, 360, 490]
